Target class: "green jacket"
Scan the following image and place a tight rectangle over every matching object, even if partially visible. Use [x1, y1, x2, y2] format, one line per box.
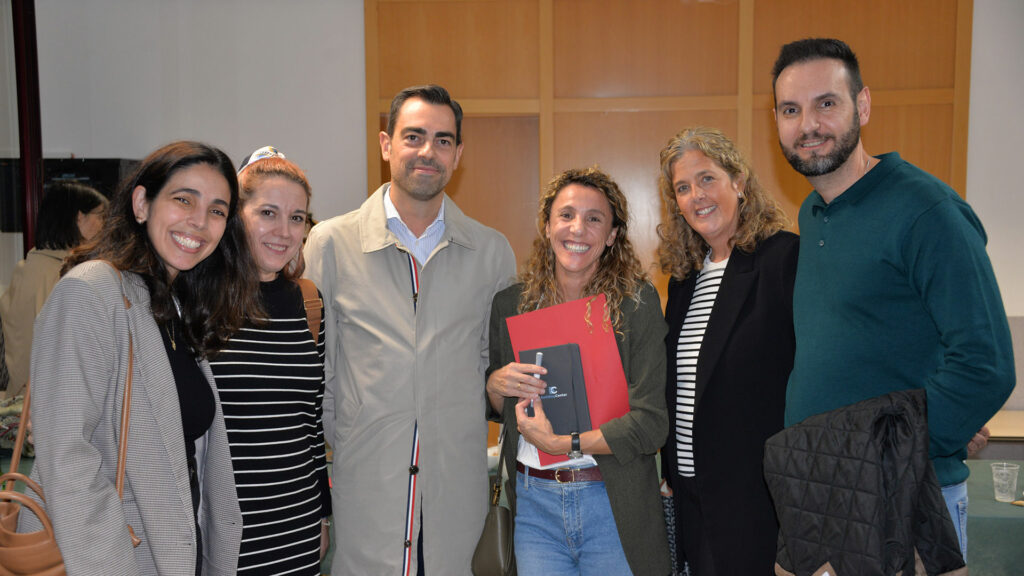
[489, 281, 671, 575]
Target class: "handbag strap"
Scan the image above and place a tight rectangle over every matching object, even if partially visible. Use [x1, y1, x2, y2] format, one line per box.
[108, 265, 141, 547]
[3, 263, 140, 546]
[4, 383, 32, 490]
[295, 278, 323, 346]
[490, 426, 507, 506]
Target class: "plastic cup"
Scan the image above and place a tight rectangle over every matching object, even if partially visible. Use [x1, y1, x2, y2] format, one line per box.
[990, 462, 1019, 502]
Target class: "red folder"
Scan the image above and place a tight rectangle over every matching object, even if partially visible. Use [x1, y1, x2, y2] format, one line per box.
[506, 294, 629, 465]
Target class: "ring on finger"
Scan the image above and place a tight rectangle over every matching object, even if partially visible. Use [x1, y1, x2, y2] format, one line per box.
[517, 382, 521, 390]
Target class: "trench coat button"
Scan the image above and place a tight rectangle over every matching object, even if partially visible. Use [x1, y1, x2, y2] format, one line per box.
[409, 465, 419, 475]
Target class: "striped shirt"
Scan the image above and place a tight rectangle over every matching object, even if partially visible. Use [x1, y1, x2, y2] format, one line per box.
[209, 276, 331, 576]
[675, 255, 728, 478]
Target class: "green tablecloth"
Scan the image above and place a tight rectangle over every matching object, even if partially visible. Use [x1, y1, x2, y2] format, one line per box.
[967, 459, 1024, 575]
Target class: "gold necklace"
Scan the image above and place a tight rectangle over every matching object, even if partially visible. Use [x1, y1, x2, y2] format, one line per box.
[165, 322, 176, 351]
[167, 296, 182, 351]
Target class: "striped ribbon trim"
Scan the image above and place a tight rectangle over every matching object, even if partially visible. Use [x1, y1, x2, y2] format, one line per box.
[401, 251, 421, 576]
[401, 422, 421, 575]
[406, 251, 419, 313]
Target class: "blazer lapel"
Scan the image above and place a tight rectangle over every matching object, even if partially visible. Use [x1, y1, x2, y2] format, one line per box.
[121, 274, 195, 527]
[665, 276, 697, 350]
[694, 248, 757, 408]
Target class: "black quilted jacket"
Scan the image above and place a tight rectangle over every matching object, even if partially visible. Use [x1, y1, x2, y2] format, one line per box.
[763, 389, 966, 576]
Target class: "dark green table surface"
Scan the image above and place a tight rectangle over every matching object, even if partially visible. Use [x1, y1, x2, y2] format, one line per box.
[966, 459, 1024, 575]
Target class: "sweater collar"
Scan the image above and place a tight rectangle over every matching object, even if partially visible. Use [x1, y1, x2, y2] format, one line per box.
[809, 152, 902, 214]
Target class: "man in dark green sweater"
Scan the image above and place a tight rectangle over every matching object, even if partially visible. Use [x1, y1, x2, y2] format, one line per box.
[771, 38, 1015, 559]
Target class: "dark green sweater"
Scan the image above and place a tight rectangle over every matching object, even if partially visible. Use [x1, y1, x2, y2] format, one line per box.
[786, 152, 1015, 486]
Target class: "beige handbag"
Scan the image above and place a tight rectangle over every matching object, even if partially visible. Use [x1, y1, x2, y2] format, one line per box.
[0, 265, 140, 576]
[471, 438, 516, 576]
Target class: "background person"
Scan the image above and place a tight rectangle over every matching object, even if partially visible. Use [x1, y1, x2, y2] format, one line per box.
[21, 141, 262, 575]
[209, 146, 331, 575]
[656, 127, 797, 575]
[487, 167, 670, 575]
[0, 181, 107, 400]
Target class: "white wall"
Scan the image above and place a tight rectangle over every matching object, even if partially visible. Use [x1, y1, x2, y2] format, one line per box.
[967, 0, 1024, 316]
[0, 1, 18, 157]
[34, 0, 367, 223]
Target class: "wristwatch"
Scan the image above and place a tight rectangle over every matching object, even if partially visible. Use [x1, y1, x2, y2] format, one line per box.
[568, 432, 583, 459]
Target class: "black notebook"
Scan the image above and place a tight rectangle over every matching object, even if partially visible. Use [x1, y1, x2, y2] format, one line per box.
[520, 343, 591, 435]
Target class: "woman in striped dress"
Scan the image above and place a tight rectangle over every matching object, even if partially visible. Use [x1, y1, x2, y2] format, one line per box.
[656, 127, 797, 576]
[209, 147, 331, 575]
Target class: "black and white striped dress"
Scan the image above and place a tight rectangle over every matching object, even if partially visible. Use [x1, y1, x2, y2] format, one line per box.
[209, 276, 331, 576]
[675, 255, 728, 478]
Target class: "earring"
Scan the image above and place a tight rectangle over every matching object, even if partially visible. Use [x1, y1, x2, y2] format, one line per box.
[136, 217, 146, 224]
[737, 193, 743, 199]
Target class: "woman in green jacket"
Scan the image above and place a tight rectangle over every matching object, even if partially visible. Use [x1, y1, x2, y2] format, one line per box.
[485, 166, 671, 575]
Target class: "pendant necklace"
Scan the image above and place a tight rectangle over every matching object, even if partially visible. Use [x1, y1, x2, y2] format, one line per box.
[167, 296, 183, 351]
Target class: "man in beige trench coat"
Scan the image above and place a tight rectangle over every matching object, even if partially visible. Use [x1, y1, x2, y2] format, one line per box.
[304, 84, 516, 576]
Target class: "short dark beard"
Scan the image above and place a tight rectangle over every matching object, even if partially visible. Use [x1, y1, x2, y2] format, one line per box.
[781, 108, 860, 177]
[391, 160, 448, 202]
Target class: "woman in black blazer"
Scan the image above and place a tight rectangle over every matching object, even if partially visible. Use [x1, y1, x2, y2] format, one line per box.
[656, 127, 798, 575]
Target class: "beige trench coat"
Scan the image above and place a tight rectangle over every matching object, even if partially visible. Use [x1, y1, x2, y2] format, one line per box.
[303, 185, 516, 576]
[0, 248, 66, 398]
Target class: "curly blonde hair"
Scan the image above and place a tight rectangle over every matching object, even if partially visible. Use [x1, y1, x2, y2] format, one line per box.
[519, 167, 647, 330]
[656, 127, 790, 279]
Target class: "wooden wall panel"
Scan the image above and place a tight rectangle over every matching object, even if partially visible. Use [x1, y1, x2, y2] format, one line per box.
[445, 116, 541, 268]
[753, 0, 958, 93]
[863, 104, 955, 184]
[553, 0, 738, 98]
[367, 0, 973, 319]
[751, 110, 809, 229]
[376, 0, 540, 99]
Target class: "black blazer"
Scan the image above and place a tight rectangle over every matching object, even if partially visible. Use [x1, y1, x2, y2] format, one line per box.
[661, 230, 798, 575]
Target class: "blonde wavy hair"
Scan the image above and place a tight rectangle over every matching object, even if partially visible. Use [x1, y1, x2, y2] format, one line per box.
[519, 167, 647, 331]
[656, 127, 789, 279]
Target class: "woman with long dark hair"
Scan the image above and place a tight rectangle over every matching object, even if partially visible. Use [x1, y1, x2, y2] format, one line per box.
[22, 141, 262, 575]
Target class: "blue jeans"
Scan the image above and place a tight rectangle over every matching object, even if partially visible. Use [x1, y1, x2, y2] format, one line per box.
[514, 471, 632, 575]
[941, 481, 968, 562]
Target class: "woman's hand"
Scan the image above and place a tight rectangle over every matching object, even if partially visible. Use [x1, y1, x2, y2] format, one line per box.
[320, 518, 330, 561]
[967, 426, 991, 457]
[486, 362, 547, 413]
[487, 362, 547, 399]
[515, 398, 564, 455]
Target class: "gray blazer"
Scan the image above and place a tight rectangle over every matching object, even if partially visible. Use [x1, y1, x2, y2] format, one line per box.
[20, 261, 242, 575]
